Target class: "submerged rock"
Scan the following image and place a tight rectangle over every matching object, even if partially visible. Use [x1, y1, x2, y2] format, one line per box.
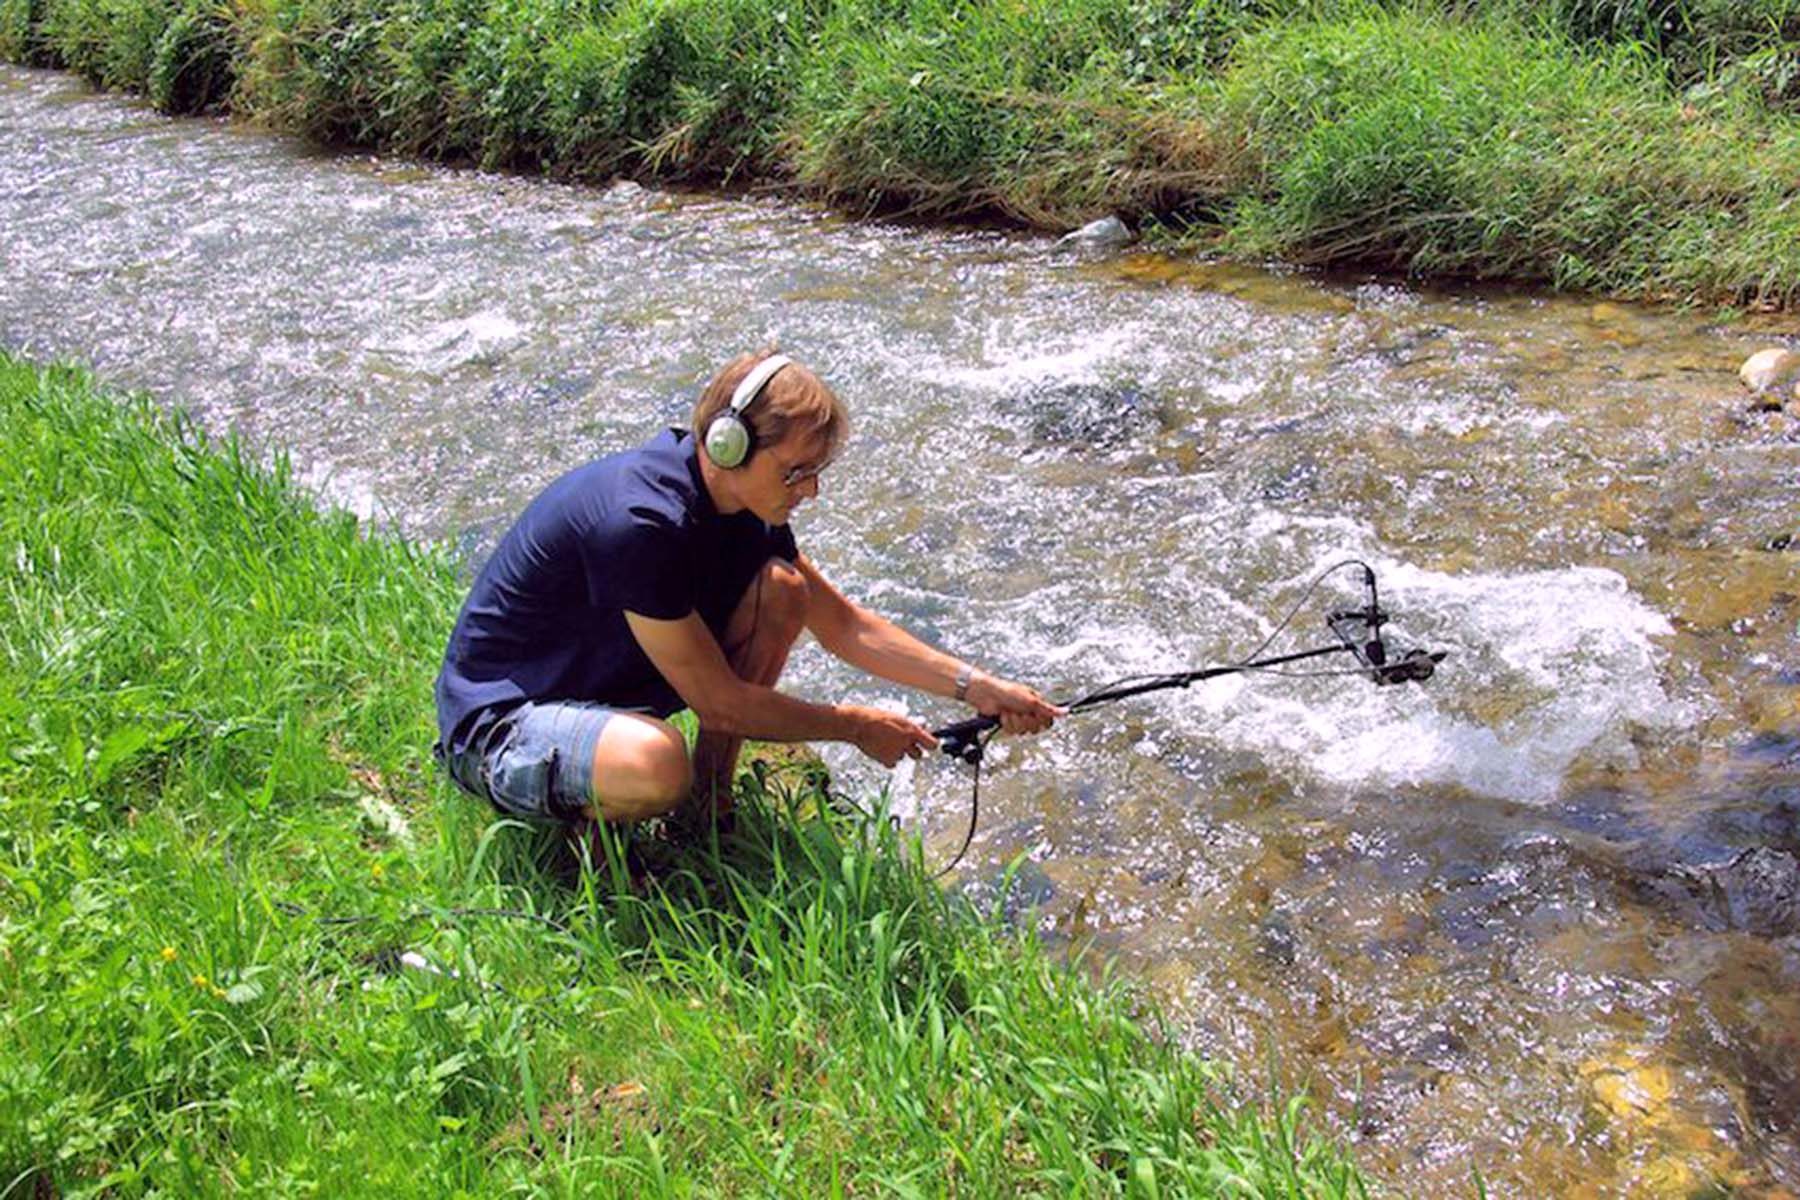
[1256, 914, 1299, 967]
[1583, 1052, 1674, 1124]
[976, 859, 1058, 930]
[1002, 380, 1166, 451]
[1738, 347, 1800, 409]
[1053, 214, 1133, 252]
[1640, 846, 1800, 938]
[1577, 1047, 1752, 1194]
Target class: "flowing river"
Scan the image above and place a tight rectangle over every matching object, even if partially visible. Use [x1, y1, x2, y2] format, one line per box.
[5, 64, 1798, 1196]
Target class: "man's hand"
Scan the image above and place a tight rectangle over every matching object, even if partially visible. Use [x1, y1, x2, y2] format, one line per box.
[967, 674, 1063, 735]
[844, 705, 938, 767]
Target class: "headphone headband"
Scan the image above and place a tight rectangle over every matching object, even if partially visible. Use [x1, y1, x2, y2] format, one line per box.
[728, 353, 793, 420]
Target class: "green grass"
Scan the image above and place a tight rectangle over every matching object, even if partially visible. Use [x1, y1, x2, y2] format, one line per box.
[786, 0, 1229, 226]
[8, 0, 1800, 304]
[1525, 0, 1800, 89]
[0, 352, 1370, 1196]
[1211, 7, 1800, 304]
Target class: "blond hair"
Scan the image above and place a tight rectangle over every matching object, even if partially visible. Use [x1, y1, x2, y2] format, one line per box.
[692, 350, 849, 462]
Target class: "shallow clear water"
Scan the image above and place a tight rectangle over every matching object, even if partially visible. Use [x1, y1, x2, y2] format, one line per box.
[6, 65, 1799, 1195]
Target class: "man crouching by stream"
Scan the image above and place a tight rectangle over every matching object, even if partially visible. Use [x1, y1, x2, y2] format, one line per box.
[434, 350, 1060, 835]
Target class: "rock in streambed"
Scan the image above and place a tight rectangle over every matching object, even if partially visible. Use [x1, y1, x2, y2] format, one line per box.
[1053, 215, 1134, 252]
[1738, 347, 1800, 410]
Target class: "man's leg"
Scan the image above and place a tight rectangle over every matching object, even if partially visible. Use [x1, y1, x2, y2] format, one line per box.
[474, 702, 691, 827]
[687, 557, 810, 821]
[582, 714, 693, 823]
[545, 712, 681, 881]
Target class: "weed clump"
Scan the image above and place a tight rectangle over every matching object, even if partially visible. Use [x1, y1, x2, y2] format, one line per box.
[1532, 0, 1800, 88]
[0, 0, 54, 64]
[543, 0, 810, 180]
[1212, 9, 1800, 304]
[786, 0, 1231, 225]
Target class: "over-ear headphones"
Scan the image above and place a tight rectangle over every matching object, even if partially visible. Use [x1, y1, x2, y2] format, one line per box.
[704, 354, 792, 469]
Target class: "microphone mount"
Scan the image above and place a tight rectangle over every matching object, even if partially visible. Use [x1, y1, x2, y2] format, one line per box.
[1325, 564, 1445, 686]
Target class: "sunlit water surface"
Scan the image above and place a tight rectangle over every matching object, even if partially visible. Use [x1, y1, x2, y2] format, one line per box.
[5, 65, 1799, 1196]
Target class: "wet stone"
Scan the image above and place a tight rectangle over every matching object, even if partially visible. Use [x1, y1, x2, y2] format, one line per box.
[1582, 1052, 1673, 1123]
[1362, 323, 1453, 368]
[1551, 788, 1655, 843]
[492, 372, 594, 410]
[1407, 1024, 1468, 1071]
[1758, 798, 1800, 847]
[1354, 1065, 1444, 1136]
[449, 520, 505, 571]
[1261, 460, 1320, 501]
[371, 212, 424, 233]
[1708, 847, 1800, 937]
[1575, 1049, 1754, 1196]
[1641, 847, 1800, 938]
[1257, 914, 1299, 967]
[1052, 214, 1133, 251]
[1740, 346, 1800, 396]
[737, 741, 830, 795]
[1001, 381, 1168, 451]
[1732, 1015, 1800, 1148]
[1749, 686, 1800, 736]
[963, 859, 1058, 931]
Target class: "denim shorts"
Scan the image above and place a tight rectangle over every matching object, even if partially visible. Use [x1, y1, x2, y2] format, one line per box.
[443, 701, 623, 822]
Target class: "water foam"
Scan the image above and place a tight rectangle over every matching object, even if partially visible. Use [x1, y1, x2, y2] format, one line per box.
[384, 310, 526, 376]
[922, 509, 1693, 807]
[918, 323, 1147, 392]
[1177, 559, 1690, 803]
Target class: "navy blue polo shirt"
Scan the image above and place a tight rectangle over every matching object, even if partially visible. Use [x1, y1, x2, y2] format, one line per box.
[434, 427, 798, 756]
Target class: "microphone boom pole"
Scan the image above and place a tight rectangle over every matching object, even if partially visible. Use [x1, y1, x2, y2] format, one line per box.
[920, 560, 1447, 878]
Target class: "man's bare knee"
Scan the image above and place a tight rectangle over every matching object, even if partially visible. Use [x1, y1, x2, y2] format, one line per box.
[588, 716, 692, 822]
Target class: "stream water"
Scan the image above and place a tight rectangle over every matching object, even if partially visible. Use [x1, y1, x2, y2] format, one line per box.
[4, 64, 1798, 1196]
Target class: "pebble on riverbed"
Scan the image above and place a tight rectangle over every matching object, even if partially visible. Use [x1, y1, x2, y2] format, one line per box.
[1738, 347, 1800, 410]
[1579, 1049, 1750, 1194]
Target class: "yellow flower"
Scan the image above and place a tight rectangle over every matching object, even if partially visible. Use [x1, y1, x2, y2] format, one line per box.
[371, 862, 385, 880]
[160, 946, 178, 962]
[212, 987, 228, 1000]
[191, 974, 209, 989]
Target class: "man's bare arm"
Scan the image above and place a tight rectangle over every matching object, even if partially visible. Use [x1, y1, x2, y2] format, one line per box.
[624, 610, 935, 766]
[794, 555, 1061, 734]
[796, 555, 966, 695]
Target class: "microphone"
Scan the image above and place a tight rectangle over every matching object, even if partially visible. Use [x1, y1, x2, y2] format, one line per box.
[1327, 565, 1445, 685]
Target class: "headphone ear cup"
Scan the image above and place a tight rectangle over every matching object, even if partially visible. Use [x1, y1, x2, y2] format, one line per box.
[704, 412, 751, 468]
[706, 352, 790, 469]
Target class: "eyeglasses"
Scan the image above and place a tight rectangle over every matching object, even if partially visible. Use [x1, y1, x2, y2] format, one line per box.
[780, 459, 829, 488]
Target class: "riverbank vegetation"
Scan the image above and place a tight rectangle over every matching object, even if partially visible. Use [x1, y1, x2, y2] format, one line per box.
[6, 0, 1800, 306]
[0, 352, 1368, 1194]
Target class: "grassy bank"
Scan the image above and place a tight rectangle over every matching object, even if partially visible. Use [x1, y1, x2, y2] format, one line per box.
[6, 0, 1800, 306]
[0, 352, 1368, 1195]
